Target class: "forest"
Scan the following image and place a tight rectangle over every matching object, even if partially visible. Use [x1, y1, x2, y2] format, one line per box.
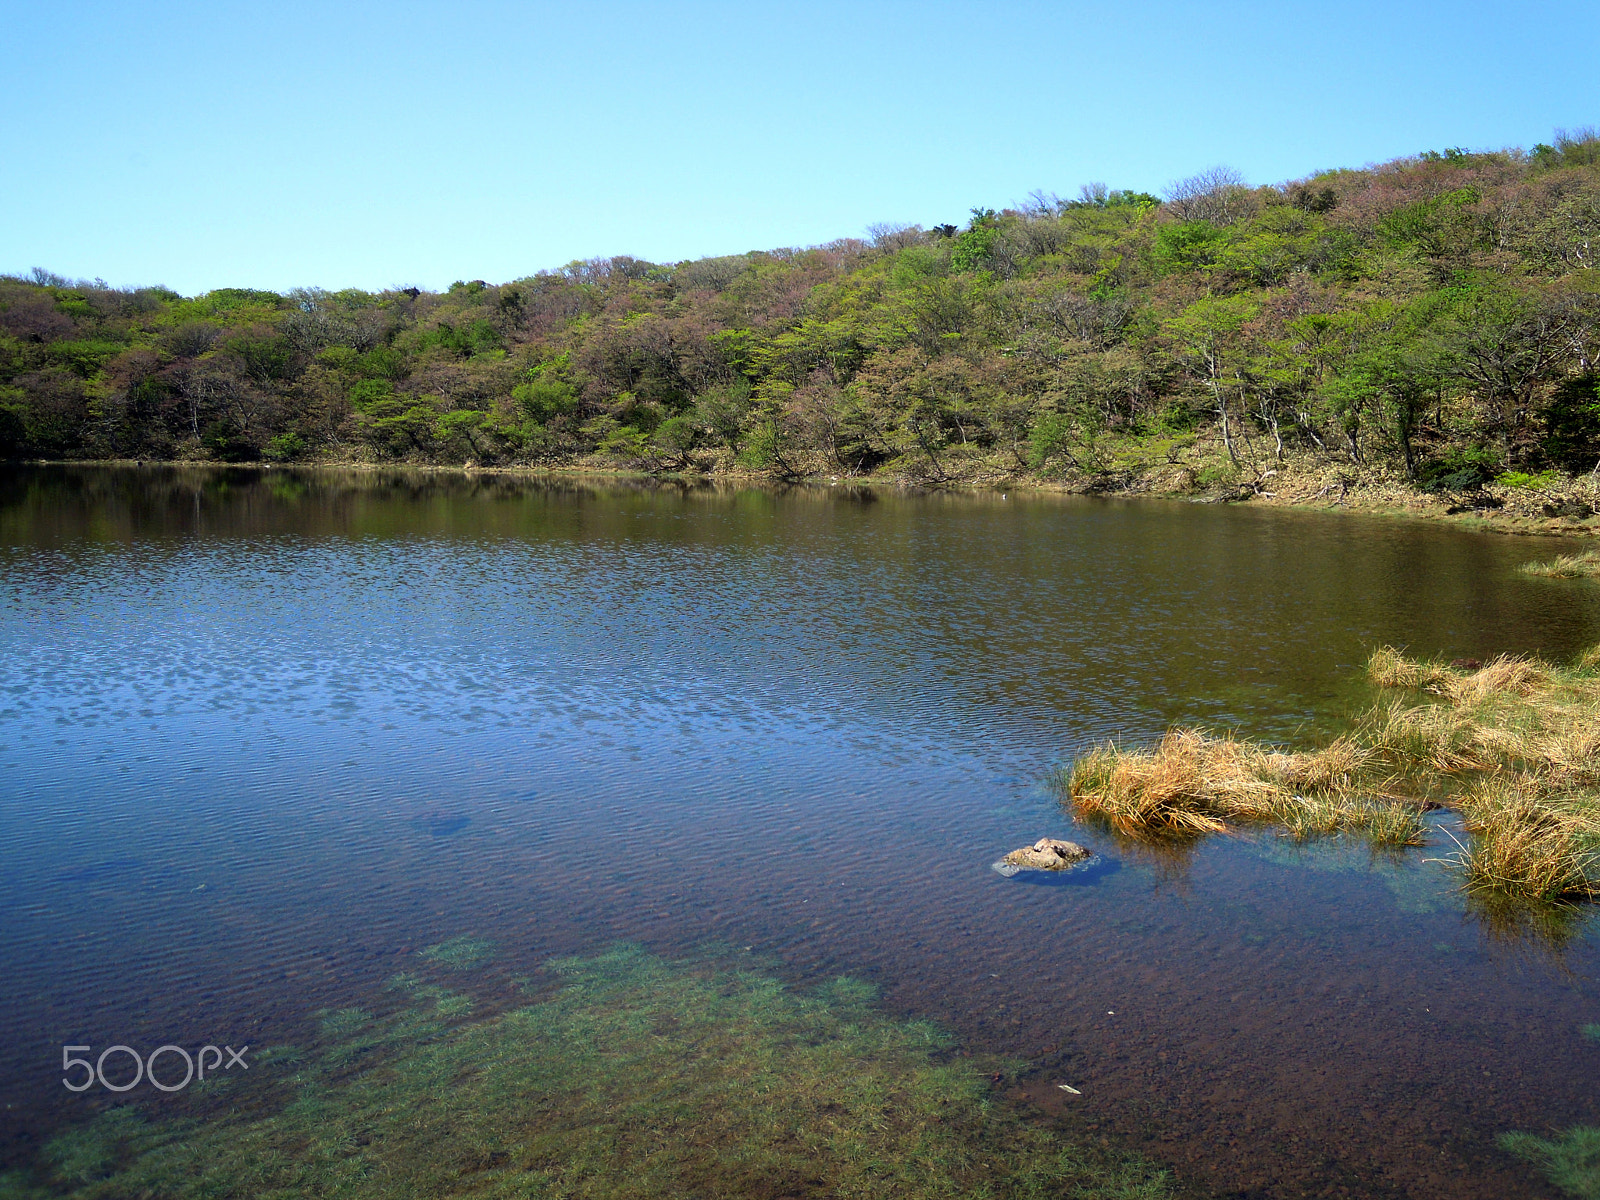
[4, 131, 1600, 492]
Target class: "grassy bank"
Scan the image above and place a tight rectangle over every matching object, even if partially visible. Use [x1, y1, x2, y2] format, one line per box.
[1065, 647, 1600, 906]
[0, 943, 1171, 1200]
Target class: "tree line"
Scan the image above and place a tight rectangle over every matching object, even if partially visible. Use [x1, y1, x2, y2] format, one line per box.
[4, 130, 1600, 490]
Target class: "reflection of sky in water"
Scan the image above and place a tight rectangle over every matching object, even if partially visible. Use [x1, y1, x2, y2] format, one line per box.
[0, 468, 1597, 1198]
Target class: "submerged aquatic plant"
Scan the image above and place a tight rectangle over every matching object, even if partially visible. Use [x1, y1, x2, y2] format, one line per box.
[5, 945, 1172, 1200]
[1500, 1126, 1600, 1199]
[1065, 646, 1600, 905]
[1583, 1023, 1600, 1043]
[418, 934, 494, 969]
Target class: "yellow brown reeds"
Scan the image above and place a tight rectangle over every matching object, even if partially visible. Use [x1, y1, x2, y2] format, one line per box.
[1365, 644, 1451, 691]
[1359, 699, 1485, 772]
[1342, 799, 1430, 847]
[1363, 647, 1547, 703]
[1064, 644, 1600, 904]
[1443, 655, 1548, 704]
[1068, 728, 1394, 841]
[1535, 721, 1600, 783]
[1453, 776, 1600, 902]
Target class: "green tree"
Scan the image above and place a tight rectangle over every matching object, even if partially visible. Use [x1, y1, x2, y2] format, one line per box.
[1165, 296, 1259, 465]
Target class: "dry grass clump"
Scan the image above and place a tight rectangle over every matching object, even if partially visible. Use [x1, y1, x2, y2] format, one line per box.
[1069, 731, 1243, 837]
[1520, 549, 1600, 578]
[1537, 722, 1600, 783]
[1454, 776, 1600, 903]
[1373, 647, 1600, 903]
[1448, 656, 1549, 703]
[1065, 644, 1600, 903]
[1366, 648, 1550, 704]
[1361, 648, 1594, 775]
[1341, 799, 1432, 847]
[1366, 644, 1453, 691]
[1069, 729, 1418, 844]
[1360, 700, 1483, 772]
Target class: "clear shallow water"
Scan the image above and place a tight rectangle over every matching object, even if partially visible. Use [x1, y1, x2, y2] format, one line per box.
[1, 465, 1597, 1198]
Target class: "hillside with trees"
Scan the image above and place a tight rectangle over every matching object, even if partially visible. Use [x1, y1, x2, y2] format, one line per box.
[4, 132, 1600, 498]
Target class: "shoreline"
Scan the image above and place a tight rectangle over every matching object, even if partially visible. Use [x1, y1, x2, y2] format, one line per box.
[12, 455, 1600, 539]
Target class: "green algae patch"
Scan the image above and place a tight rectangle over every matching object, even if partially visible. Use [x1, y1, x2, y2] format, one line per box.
[5, 944, 1172, 1199]
[418, 934, 494, 969]
[1500, 1126, 1600, 1199]
[1583, 1023, 1600, 1043]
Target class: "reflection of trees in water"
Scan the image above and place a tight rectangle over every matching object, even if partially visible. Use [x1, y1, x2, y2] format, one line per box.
[0, 464, 797, 544]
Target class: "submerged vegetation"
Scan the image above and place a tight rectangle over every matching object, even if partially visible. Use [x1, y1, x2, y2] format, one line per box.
[1065, 646, 1600, 906]
[0, 944, 1171, 1200]
[417, 934, 494, 970]
[1499, 1126, 1600, 1200]
[4, 132, 1600, 502]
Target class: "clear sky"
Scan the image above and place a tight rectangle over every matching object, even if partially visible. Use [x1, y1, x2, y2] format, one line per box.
[4, 0, 1597, 295]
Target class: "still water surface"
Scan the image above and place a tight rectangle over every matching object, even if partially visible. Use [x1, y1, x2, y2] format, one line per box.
[1, 466, 1597, 1198]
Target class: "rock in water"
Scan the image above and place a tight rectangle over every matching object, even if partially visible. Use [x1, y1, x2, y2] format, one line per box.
[994, 837, 1092, 876]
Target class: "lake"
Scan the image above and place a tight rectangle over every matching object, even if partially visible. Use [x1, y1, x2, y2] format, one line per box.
[0, 465, 1596, 1198]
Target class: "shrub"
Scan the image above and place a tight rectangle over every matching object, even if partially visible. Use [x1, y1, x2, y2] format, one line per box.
[1419, 446, 1501, 491]
[1542, 374, 1600, 472]
[1496, 469, 1561, 490]
[263, 432, 307, 461]
[348, 378, 395, 412]
[512, 376, 577, 423]
[201, 420, 258, 462]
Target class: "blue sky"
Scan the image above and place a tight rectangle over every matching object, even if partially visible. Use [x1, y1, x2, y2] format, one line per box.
[4, 0, 1597, 295]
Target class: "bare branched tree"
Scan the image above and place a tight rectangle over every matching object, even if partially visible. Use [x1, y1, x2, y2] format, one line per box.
[284, 288, 340, 353]
[1019, 191, 1065, 218]
[1164, 165, 1251, 223]
[674, 255, 748, 292]
[866, 223, 926, 252]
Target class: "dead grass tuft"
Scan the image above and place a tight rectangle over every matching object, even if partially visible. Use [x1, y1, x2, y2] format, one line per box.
[1068, 733, 1235, 837]
[1069, 729, 1394, 842]
[1445, 655, 1548, 704]
[1364, 646, 1547, 703]
[1366, 645, 1451, 690]
[1453, 776, 1600, 903]
[1360, 700, 1484, 772]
